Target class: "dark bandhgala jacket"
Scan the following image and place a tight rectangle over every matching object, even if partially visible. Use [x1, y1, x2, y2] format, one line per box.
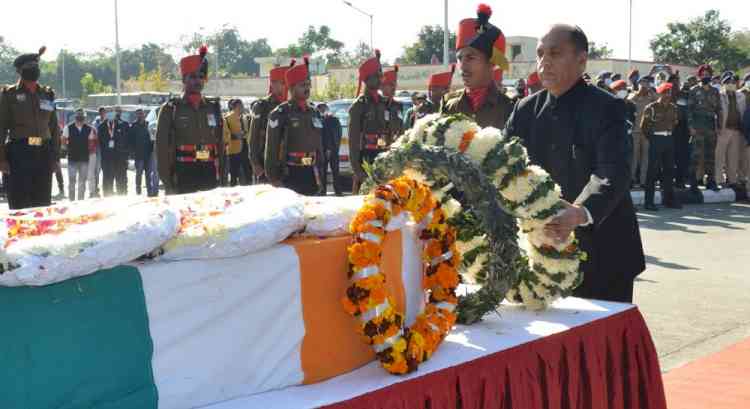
[505, 79, 646, 294]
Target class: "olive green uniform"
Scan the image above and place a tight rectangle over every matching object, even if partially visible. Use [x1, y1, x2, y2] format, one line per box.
[687, 84, 722, 183]
[264, 101, 323, 196]
[440, 86, 513, 129]
[156, 96, 224, 195]
[348, 93, 389, 190]
[640, 100, 680, 207]
[249, 95, 282, 183]
[0, 81, 60, 209]
[384, 98, 404, 143]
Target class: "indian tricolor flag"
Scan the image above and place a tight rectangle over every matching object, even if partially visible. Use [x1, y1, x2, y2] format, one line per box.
[0, 228, 423, 409]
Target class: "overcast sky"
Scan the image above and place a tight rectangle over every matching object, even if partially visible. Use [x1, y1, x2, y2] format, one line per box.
[1, 0, 746, 63]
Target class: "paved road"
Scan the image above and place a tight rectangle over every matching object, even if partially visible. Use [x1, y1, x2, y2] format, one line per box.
[2, 167, 748, 374]
[635, 203, 750, 372]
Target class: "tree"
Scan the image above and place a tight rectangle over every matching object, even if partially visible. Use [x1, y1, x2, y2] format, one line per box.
[80, 72, 112, 100]
[400, 25, 456, 65]
[650, 10, 750, 71]
[0, 37, 20, 85]
[183, 26, 271, 76]
[275, 25, 344, 65]
[588, 42, 613, 59]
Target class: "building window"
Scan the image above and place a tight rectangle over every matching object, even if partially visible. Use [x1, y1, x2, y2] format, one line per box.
[511, 45, 522, 61]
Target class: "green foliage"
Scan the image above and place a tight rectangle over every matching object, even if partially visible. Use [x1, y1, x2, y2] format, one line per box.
[650, 10, 750, 71]
[0, 38, 20, 85]
[80, 73, 112, 100]
[311, 75, 358, 101]
[400, 25, 456, 65]
[588, 42, 614, 59]
[183, 25, 271, 76]
[275, 25, 345, 66]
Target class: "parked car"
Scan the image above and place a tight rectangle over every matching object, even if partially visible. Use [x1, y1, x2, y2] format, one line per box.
[327, 96, 414, 180]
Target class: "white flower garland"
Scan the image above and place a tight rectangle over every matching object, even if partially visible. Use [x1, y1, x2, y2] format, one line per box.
[402, 114, 587, 310]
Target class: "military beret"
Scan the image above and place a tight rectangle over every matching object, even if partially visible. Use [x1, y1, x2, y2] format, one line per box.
[13, 46, 46, 69]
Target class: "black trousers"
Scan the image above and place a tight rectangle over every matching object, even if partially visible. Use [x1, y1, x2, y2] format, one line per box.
[284, 166, 318, 196]
[102, 152, 128, 196]
[319, 149, 341, 194]
[573, 273, 635, 303]
[240, 140, 252, 186]
[644, 134, 676, 206]
[175, 161, 218, 194]
[674, 127, 691, 185]
[6, 140, 52, 209]
[229, 153, 243, 187]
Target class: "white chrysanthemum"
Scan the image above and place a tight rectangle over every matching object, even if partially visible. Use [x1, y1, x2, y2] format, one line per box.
[529, 247, 580, 275]
[402, 168, 430, 186]
[491, 153, 525, 184]
[443, 120, 480, 151]
[443, 198, 462, 219]
[522, 281, 547, 311]
[464, 127, 503, 165]
[410, 113, 441, 143]
[505, 288, 519, 303]
[515, 187, 563, 219]
[559, 270, 581, 289]
[456, 234, 487, 255]
[462, 252, 489, 284]
[526, 227, 574, 252]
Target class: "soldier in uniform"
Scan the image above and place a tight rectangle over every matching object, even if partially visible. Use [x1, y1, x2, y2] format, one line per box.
[156, 45, 224, 195]
[627, 76, 657, 187]
[381, 65, 403, 144]
[688, 64, 722, 192]
[403, 67, 454, 129]
[0, 46, 61, 209]
[250, 61, 293, 184]
[348, 50, 386, 193]
[264, 57, 323, 196]
[673, 75, 696, 188]
[640, 83, 681, 211]
[441, 4, 513, 129]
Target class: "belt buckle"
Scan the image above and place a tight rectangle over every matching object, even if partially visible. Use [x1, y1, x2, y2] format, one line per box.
[28, 137, 42, 146]
[196, 150, 210, 161]
[301, 156, 313, 166]
[377, 137, 387, 148]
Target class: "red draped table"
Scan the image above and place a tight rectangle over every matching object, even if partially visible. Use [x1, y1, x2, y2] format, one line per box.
[206, 297, 667, 409]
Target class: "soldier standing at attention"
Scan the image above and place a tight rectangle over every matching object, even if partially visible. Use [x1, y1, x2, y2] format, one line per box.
[403, 66, 454, 129]
[264, 57, 323, 196]
[627, 76, 657, 187]
[441, 4, 513, 129]
[0, 46, 61, 209]
[688, 64, 722, 192]
[348, 50, 385, 193]
[381, 65, 403, 144]
[156, 45, 224, 195]
[640, 83, 681, 211]
[250, 61, 293, 184]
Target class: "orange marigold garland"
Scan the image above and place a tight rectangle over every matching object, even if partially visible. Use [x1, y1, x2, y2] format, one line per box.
[343, 176, 460, 375]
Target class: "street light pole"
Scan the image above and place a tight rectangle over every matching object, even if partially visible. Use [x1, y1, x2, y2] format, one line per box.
[628, 0, 633, 68]
[443, 0, 449, 67]
[61, 48, 66, 100]
[114, 0, 122, 105]
[343, 1, 374, 52]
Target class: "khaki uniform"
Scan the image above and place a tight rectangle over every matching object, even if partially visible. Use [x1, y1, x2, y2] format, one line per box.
[641, 100, 679, 206]
[0, 81, 61, 209]
[440, 85, 513, 129]
[404, 99, 437, 129]
[348, 93, 389, 190]
[384, 98, 404, 143]
[688, 85, 722, 183]
[223, 110, 251, 186]
[628, 92, 658, 185]
[264, 101, 323, 195]
[156, 96, 224, 195]
[250, 95, 282, 182]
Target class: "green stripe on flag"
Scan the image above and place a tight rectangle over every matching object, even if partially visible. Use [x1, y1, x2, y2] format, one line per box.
[0, 266, 158, 409]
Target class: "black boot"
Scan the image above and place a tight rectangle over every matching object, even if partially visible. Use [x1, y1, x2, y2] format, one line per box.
[706, 178, 720, 192]
[644, 202, 659, 211]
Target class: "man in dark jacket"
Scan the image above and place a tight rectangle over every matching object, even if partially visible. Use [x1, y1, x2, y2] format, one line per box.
[98, 106, 130, 196]
[317, 103, 343, 195]
[505, 24, 645, 303]
[130, 108, 156, 196]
